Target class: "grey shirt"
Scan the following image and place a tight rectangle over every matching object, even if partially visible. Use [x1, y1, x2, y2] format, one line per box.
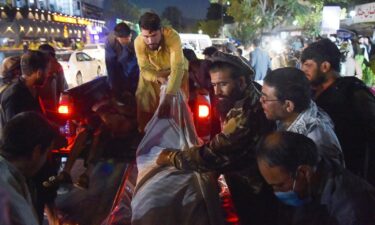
[0, 156, 39, 225]
[277, 101, 344, 166]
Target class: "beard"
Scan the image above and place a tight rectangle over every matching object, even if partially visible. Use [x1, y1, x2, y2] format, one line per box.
[214, 88, 243, 120]
[35, 76, 45, 86]
[215, 98, 234, 120]
[147, 43, 160, 51]
[309, 70, 327, 87]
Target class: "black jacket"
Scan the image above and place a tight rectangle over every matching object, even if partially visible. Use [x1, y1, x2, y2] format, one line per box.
[315, 77, 375, 185]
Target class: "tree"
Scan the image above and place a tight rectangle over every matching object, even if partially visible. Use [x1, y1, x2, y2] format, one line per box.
[198, 20, 222, 37]
[226, 0, 350, 44]
[103, 0, 140, 30]
[162, 6, 183, 31]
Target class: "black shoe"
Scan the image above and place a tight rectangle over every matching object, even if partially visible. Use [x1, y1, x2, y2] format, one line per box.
[43, 171, 72, 188]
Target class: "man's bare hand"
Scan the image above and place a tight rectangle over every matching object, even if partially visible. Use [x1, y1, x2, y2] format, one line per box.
[157, 76, 168, 85]
[157, 70, 170, 84]
[158, 94, 174, 118]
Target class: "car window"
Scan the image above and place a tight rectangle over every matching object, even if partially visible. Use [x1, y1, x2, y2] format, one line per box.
[56, 53, 71, 61]
[76, 53, 84, 62]
[84, 45, 97, 49]
[81, 53, 92, 61]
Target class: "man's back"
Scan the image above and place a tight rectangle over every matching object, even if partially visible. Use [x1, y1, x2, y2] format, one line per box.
[315, 76, 375, 184]
[250, 48, 271, 80]
[1, 79, 41, 123]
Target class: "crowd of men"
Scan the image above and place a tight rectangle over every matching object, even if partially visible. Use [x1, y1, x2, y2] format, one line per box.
[0, 11, 374, 225]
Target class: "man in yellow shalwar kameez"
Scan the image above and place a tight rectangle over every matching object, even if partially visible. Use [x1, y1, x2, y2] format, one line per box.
[134, 12, 189, 132]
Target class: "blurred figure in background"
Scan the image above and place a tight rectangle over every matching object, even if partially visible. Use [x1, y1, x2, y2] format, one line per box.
[38, 44, 68, 119]
[250, 38, 271, 82]
[0, 56, 21, 98]
[105, 22, 139, 98]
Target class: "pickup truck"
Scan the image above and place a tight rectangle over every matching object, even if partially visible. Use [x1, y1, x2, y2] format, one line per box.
[55, 76, 213, 154]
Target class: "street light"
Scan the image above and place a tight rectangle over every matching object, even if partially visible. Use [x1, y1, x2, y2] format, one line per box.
[349, 10, 356, 18]
[221, 1, 231, 37]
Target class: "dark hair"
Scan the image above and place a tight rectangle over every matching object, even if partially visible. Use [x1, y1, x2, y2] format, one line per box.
[21, 50, 48, 76]
[183, 48, 198, 61]
[301, 38, 341, 72]
[256, 131, 319, 175]
[38, 44, 56, 57]
[0, 56, 21, 83]
[264, 67, 311, 113]
[114, 22, 131, 37]
[202, 46, 218, 57]
[253, 38, 261, 47]
[139, 12, 161, 31]
[0, 112, 59, 159]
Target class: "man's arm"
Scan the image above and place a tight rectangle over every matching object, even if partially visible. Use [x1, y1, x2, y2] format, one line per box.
[105, 36, 119, 88]
[134, 37, 158, 83]
[250, 51, 256, 68]
[157, 108, 259, 172]
[164, 29, 186, 95]
[2, 95, 21, 122]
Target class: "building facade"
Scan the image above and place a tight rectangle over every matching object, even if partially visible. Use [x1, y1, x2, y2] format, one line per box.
[0, 0, 105, 48]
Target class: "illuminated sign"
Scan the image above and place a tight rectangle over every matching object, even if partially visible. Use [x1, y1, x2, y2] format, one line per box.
[53, 15, 91, 26]
[354, 2, 375, 23]
[77, 18, 91, 25]
[53, 15, 76, 24]
[321, 6, 341, 34]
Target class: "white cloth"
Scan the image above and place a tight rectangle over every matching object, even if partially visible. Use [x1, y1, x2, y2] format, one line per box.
[131, 84, 224, 225]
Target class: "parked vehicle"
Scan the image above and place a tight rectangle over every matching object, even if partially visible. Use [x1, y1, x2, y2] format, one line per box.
[82, 43, 107, 76]
[56, 51, 104, 88]
[82, 43, 105, 62]
[55, 76, 213, 156]
[179, 33, 212, 59]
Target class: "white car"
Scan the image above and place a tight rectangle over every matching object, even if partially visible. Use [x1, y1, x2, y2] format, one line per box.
[56, 51, 104, 88]
[82, 43, 105, 62]
[82, 43, 107, 75]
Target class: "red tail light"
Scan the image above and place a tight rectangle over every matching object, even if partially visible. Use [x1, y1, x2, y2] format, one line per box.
[198, 104, 210, 118]
[58, 94, 73, 117]
[58, 105, 70, 115]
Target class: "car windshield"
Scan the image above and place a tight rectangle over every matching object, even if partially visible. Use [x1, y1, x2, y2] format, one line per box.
[56, 53, 71, 61]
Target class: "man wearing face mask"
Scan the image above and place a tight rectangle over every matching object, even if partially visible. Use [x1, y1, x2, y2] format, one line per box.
[256, 131, 375, 225]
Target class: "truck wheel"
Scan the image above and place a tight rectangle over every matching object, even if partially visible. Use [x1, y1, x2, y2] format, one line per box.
[76, 72, 83, 85]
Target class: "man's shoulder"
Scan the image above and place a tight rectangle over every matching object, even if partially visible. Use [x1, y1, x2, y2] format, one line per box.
[134, 35, 146, 50]
[324, 168, 375, 217]
[162, 27, 178, 37]
[1, 81, 23, 101]
[162, 27, 181, 45]
[333, 76, 374, 99]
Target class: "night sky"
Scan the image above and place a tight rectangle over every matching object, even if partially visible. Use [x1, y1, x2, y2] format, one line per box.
[131, 0, 210, 19]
